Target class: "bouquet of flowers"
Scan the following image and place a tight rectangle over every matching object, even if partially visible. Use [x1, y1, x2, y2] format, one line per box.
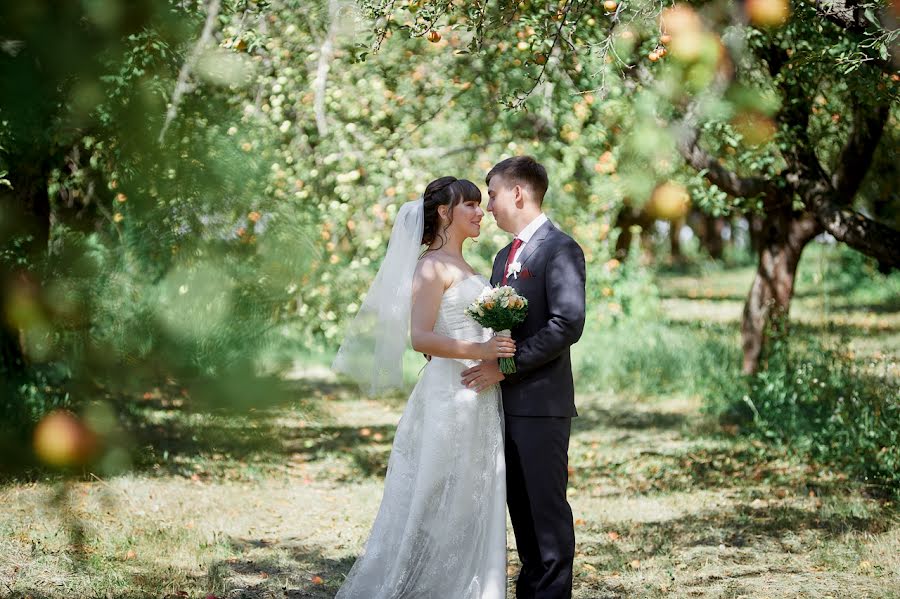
[465, 285, 529, 374]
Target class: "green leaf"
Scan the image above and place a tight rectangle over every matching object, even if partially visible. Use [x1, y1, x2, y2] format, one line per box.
[863, 7, 878, 26]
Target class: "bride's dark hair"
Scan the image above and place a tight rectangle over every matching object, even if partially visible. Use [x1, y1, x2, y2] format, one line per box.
[421, 176, 482, 251]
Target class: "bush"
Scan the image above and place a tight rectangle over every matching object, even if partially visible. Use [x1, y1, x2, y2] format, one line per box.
[573, 301, 899, 496]
[716, 328, 900, 496]
[584, 225, 662, 324]
[0, 365, 72, 427]
[797, 242, 900, 305]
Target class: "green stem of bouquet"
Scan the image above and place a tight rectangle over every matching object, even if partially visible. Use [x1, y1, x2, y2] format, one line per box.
[496, 329, 516, 374]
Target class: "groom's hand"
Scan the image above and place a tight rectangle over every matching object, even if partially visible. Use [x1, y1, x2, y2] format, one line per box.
[461, 360, 505, 393]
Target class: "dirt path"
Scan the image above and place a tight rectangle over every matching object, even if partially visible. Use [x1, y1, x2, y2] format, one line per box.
[2, 384, 898, 598]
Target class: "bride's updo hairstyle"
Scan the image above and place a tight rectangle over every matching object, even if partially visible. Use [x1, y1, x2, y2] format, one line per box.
[421, 176, 482, 250]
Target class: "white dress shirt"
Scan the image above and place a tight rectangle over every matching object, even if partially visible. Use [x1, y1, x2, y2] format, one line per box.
[511, 213, 549, 263]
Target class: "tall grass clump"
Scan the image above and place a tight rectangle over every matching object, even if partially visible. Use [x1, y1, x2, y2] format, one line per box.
[576, 236, 739, 398]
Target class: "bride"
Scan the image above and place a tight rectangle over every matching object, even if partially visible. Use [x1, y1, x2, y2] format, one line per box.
[332, 176, 513, 599]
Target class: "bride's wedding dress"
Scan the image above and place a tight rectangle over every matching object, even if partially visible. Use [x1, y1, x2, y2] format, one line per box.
[336, 274, 507, 599]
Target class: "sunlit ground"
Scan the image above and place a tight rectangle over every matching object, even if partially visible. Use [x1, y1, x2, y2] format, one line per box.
[1, 260, 898, 598]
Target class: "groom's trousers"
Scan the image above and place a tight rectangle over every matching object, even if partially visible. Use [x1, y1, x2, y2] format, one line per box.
[505, 415, 574, 599]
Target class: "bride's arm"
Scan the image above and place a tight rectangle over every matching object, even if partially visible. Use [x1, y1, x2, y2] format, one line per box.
[410, 260, 515, 361]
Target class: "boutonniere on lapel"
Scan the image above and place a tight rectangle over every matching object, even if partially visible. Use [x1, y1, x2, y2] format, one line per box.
[506, 260, 522, 280]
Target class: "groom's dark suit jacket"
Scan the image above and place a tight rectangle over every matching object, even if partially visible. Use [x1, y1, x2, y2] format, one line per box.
[490, 219, 586, 417]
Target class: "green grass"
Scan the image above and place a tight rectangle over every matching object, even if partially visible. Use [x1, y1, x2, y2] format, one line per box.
[573, 319, 740, 399]
[2, 246, 898, 598]
[3, 390, 899, 598]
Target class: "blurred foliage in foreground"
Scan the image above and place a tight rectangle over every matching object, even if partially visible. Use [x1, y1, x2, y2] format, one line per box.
[0, 0, 312, 474]
[0, 0, 897, 494]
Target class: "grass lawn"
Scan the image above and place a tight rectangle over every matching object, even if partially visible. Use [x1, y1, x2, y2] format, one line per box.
[2, 251, 898, 598]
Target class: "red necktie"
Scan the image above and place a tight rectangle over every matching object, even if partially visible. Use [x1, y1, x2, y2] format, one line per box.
[501, 238, 523, 285]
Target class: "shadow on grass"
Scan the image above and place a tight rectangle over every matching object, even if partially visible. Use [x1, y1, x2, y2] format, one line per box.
[827, 298, 900, 314]
[207, 537, 354, 598]
[659, 291, 748, 302]
[572, 431, 900, 506]
[6, 569, 226, 599]
[657, 288, 874, 302]
[659, 284, 900, 322]
[573, 401, 689, 434]
[658, 261, 897, 302]
[663, 318, 900, 337]
[3, 592, 56, 599]
[121, 378, 397, 482]
[212, 537, 637, 599]
[583, 500, 895, 562]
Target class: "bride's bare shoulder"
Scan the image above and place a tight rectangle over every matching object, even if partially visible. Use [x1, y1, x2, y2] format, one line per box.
[414, 253, 452, 288]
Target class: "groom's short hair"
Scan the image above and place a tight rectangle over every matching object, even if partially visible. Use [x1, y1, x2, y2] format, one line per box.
[485, 156, 549, 205]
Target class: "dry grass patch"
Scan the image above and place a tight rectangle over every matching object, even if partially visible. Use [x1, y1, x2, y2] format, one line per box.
[1, 382, 897, 598]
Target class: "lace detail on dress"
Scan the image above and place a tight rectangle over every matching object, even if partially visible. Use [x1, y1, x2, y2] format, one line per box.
[335, 274, 507, 599]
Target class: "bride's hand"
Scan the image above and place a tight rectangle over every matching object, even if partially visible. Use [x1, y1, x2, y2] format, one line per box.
[479, 336, 516, 361]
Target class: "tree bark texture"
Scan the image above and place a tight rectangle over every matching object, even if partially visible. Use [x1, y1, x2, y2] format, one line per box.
[740, 208, 822, 374]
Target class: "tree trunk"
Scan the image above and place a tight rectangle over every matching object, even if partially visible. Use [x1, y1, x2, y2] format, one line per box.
[613, 204, 653, 259]
[0, 160, 52, 385]
[698, 213, 725, 260]
[747, 213, 765, 256]
[741, 208, 822, 374]
[669, 217, 684, 263]
[0, 294, 25, 378]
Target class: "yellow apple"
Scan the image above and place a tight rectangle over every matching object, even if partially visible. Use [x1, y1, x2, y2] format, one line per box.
[731, 111, 777, 146]
[660, 4, 702, 36]
[648, 181, 690, 220]
[745, 0, 790, 27]
[33, 410, 99, 468]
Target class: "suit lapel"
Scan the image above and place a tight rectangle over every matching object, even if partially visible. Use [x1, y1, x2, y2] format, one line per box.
[492, 244, 512, 286]
[516, 220, 554, 270]
[494, 220, 555, 285]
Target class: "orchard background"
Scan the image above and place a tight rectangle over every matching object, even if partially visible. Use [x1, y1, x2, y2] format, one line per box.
[1, 0, 898, 597]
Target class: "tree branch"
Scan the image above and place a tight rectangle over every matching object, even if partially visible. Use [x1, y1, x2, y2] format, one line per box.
[313, 0, 341, 138]
[675, 123, 773, 199]
[752, 39, 789, 79]
[159, 0, 221, 145]
[510, 0, 581, 109]
[815, 200, 900, 269]
[814, 0, 868, 32]
[328, 140, 510, 162]
[773, 60, 834, 196]
[815, 0, 898, 73]
[830, 100, 890, 203]
[675, 29, 776, 203]
[880, 8, 900, 69]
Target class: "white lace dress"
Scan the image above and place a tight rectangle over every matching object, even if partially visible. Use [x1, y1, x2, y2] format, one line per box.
[335, 274, 507, 599]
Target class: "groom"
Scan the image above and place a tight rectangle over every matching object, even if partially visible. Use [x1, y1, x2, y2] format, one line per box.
[462, 156, 586, 599]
